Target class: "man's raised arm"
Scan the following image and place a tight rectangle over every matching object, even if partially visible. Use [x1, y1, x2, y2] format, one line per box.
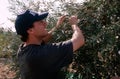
[69, 16, 85, 52]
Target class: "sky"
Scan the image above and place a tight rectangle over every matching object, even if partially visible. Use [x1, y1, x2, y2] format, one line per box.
[0, 0, 14, 30]
[0, 0, 85, 31]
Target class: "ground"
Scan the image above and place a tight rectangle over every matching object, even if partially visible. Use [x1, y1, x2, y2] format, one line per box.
[0, 58, 15, 79]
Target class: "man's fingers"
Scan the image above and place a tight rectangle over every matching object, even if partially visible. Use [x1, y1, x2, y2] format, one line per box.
[60, 15, 66, 21]
[60, 15, 66, 18]
[70, 16, 77, 19]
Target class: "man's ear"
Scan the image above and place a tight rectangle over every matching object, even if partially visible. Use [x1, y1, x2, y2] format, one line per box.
[27, 28, 34, 34]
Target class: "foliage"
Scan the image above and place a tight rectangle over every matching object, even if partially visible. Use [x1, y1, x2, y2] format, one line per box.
[7, 0, 120, 79]
[0, 28, 21, 58]
[0, 27, 21, 79]
[63, 0, 120, 79]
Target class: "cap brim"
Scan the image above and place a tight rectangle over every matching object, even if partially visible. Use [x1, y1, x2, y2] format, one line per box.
[37, 12, 49, 20]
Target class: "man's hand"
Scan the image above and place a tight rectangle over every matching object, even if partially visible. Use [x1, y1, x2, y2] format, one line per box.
[69, 16, 78, 25]
[43, 15, 66, 43]
[49, 15, 66, 34]
[56, 15, 66, 28]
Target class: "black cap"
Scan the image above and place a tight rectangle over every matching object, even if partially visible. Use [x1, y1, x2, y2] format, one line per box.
[15, 9, 49, 35]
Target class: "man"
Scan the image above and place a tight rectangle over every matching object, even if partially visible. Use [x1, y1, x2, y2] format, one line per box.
[15, 9, 85, 79]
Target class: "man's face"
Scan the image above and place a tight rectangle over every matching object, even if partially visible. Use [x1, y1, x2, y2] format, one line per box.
[29, 20, 48, 39]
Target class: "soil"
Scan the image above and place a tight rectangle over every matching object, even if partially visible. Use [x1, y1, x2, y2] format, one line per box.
[0, 58, 15, 79]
